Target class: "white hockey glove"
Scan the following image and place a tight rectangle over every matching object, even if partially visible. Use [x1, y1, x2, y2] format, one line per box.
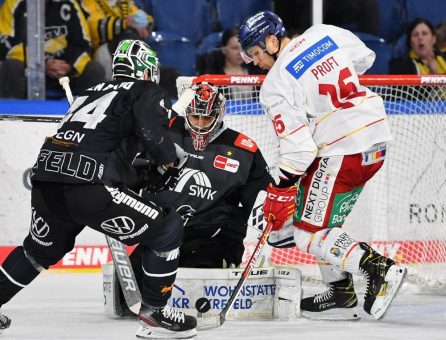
[268, 222, 297, 248]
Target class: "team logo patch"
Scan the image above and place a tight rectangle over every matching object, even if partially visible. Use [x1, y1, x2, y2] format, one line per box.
[234, 134, 258, 152]
[214, 155, 240, 173]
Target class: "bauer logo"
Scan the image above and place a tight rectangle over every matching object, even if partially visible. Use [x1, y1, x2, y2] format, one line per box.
[214, 155, 240, 173]
[286, 36, 338, 80]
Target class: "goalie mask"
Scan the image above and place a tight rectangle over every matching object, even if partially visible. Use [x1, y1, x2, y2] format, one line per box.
[112, 39, 160, 83]
[185, 82, 226, 151]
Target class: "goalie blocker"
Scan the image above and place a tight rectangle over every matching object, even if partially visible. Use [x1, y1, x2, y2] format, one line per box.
[103, 264, 302, 321]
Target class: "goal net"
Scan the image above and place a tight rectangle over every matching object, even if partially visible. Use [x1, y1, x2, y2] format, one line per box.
[177, 74, 446, 293]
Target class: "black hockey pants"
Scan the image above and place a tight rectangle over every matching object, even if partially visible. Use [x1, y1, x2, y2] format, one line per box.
[0, 181, 184, 307]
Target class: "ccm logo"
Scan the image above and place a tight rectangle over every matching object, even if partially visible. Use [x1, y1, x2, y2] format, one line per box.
[214, 155, 239, 173]
[267, 193, 294, 202]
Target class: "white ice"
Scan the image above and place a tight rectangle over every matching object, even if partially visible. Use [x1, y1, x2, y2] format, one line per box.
[2, 272, 446, 340]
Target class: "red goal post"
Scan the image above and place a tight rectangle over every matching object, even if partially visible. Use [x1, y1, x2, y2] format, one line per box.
[176, 74, 446, 292]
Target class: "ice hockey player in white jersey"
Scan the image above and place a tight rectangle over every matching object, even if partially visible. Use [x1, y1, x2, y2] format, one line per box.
[238, 11, 407, 321]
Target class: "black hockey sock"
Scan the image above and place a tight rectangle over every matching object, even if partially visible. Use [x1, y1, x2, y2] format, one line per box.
[141, 246, 179, 307]
[0, 247, 41, 305]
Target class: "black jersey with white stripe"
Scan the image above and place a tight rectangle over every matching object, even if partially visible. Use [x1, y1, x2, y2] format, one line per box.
[31, 79, 176, 186]
[147, 115, 272, 242]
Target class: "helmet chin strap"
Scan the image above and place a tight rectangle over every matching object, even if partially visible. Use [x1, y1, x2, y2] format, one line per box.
[265, 37, 282, 60]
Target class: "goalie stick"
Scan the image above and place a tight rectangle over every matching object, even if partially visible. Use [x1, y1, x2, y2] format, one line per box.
[197, 218, 275, 330]
[58, 76, 142, 314]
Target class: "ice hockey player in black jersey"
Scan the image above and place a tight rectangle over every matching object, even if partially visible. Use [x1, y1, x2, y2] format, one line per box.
[109, 82, 273, 314]
[140, 81, 272, 266]
[0, 40, 197, 339]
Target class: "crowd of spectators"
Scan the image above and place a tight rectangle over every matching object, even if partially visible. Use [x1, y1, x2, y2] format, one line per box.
[0, 0, 445, 100]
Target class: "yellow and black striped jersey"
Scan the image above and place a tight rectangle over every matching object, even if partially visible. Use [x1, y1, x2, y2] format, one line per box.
[0, 0, 93, 75]
[81, 0, 154, 50]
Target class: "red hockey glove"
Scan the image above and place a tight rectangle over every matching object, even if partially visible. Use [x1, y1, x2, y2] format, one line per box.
[263, 184, 298, 231]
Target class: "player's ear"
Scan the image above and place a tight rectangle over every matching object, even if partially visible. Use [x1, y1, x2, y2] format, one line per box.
[143, 69, 150, 81]
[269, 35, 279, 49]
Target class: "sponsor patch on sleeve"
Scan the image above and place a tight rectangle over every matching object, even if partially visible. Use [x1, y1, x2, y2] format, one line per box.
[234, 133, 258, 152]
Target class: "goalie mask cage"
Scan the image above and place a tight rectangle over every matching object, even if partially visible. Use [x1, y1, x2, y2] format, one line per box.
[177, 74, 446, 293]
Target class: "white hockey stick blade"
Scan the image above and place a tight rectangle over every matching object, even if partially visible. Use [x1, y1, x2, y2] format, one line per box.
[197, 314, 223, 331]
[371, 265, 407, 320]
[172, 87, 194, 114]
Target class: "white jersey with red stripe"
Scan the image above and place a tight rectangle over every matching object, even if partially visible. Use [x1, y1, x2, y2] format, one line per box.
[260, 24, 392, 177]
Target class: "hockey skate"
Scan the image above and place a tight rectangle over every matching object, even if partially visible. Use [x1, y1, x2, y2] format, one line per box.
[359, 242, 407, 320]
[136, 304, 197, 339]
[0, 310, 11, 335]
[301, 274, 360, 321]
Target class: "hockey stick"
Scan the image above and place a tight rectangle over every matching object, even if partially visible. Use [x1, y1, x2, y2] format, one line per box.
[58, 77, 142, 315]
[0, 114, 62, 123]
[197, 217, 275, 330]
[105, 237, 142, 314]
[58, 77, 74, 105]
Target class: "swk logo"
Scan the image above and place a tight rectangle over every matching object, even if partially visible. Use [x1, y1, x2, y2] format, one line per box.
[30, 208, 50, 238]
[101, 216, 135, 235]
[173, 168, 217, 200]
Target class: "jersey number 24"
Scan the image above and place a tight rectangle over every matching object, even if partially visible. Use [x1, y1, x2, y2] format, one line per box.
[59, 91, 118, 129]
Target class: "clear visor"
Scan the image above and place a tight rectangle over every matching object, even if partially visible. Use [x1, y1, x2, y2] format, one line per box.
[240, 50, 253, 64]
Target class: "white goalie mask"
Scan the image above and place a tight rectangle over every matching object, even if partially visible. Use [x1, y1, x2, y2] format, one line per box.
[185, 82, 226, 151]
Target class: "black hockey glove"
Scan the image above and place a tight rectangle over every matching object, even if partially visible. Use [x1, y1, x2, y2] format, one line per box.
[140, 166, 181, 193]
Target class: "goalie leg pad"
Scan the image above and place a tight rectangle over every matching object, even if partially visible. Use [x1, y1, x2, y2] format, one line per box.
[273, 268, 302, 320]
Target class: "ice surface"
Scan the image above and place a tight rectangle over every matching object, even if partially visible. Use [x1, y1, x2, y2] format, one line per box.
[1, 272, 446, 340]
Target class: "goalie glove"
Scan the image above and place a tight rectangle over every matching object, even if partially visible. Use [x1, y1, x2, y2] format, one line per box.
[144, 144, 189, 193]
[263, 183, 298, 231]
[157, 143, 189, 174]
[138, 165, 182, 193]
